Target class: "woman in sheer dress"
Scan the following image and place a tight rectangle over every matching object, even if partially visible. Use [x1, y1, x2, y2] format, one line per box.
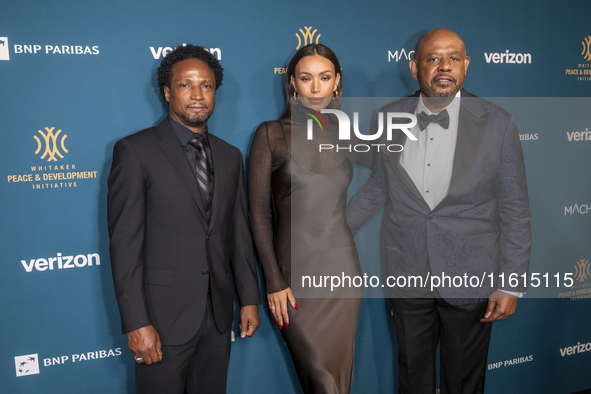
[248, 44, 371, 394]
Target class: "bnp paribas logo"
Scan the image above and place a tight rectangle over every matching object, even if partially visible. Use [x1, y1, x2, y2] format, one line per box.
[0, 37, 9, 60]
[34, 127, 68, 161]
[582, 36, 591, 61]
[14, 354, 40, 377]
[574, 259, 590, 283]
[296, 27, 321, 50]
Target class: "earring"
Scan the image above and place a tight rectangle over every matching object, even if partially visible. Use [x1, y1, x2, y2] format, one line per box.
[332, 90, 339, 103]
[293, 90, 299, 104]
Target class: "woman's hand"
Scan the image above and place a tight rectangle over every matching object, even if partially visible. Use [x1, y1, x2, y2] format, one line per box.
[267, 288, 298, 329]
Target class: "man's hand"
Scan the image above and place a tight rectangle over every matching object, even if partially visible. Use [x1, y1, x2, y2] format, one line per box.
[480, 290, 517, 323]
[127, 325, 162, 365]
[239, 305, 260, 338]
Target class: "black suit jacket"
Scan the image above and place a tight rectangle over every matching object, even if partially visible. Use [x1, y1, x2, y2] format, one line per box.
[108, 117, 261, 345]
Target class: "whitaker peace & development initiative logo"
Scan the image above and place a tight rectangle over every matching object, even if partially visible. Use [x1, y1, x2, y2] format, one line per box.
[14, 354, 40, 377]
[5, 126, 98, 191]
[575, 259, 590, 283]
[559, 259, 591, 300]
[565, 35, 591, 81]
[296, 26, 321, 50]
[34, 127, 68, 161]
[582, 36, 591, 61]
[275, 26, 323, 75]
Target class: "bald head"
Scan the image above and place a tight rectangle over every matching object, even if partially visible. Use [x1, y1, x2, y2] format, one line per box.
[414, 28, 466, 60]
[409, 28, 470, 111]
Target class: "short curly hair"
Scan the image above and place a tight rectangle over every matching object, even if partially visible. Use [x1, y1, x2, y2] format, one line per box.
[157, 44, 224, 97]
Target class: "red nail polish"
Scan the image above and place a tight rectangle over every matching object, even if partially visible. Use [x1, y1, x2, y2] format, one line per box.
[285, 322, 289, 328]
[294, 303, 298, 311]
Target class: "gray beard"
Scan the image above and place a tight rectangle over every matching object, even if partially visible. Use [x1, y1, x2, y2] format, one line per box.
[423, 87, 459, 101]
[423, 93, 456, 104]
[180, 112, 210, 127]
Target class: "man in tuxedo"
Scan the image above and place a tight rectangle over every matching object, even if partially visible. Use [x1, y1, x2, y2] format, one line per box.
[347, 29, 531, 393]
[108, 44, 261, 394]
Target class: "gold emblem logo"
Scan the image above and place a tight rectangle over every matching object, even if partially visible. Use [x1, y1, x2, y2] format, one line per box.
[565, 36, 591, 81]
[296, 27, 321, 50]
[582, 36, 591, 61]
[34, 127, 68, 161]
[574, 259, 590, 282]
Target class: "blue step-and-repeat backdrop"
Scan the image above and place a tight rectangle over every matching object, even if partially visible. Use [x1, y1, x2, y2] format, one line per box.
[1, 1, 590, 393]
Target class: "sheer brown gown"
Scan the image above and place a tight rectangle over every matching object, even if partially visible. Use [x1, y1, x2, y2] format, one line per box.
[248, 112, 371, 394]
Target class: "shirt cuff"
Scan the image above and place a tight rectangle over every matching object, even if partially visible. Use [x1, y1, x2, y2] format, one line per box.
[498, 290, 524, 298]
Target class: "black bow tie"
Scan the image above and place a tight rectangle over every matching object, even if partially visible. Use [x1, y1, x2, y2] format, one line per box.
[417, 109, 450, 131]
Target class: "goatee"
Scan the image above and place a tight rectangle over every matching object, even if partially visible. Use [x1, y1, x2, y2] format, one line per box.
[181, 112, 210, 127]
[423, 78, 462, 101]
[424, 93, 457, 104]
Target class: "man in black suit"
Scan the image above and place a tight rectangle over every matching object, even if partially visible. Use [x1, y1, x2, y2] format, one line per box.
[347, 29, 531, 393]
[108, 44, 261, 393]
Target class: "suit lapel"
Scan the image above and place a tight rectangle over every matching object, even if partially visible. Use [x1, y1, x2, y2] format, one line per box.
[156, 119, 206, 217]
[433, 93, 488, 212]
[387, 96, 425, 202]
[208, 134, 227, 230]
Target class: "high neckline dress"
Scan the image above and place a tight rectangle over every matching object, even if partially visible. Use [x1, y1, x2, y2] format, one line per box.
[248, 115, 369, 393]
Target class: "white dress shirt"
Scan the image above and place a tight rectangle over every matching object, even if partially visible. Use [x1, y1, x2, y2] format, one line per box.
[400, 91, 461, 211]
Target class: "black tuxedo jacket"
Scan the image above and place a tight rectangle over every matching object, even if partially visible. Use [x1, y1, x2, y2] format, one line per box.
[108, 117, 261, 345]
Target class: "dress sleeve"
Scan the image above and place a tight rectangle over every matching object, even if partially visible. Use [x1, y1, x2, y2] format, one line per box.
[248, 122, 289, 294]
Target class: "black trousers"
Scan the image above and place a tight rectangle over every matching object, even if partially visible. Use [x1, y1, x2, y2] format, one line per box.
[390, 298, 492, 394]
[135, 294, 232, 394]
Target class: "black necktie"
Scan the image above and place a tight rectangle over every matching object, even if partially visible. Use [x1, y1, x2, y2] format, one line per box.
[188, 134, 213, 200]
[417, 109, 450, 131]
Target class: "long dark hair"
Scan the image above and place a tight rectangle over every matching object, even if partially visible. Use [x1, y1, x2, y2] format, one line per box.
[280, 43, 343, 119]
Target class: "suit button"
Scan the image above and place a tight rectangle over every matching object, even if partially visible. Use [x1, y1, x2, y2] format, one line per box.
[202, 270, 209, 277]
[206, 234, 211, 240]
[206, 206, 211, 211]
[427, 215, 433, 220]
